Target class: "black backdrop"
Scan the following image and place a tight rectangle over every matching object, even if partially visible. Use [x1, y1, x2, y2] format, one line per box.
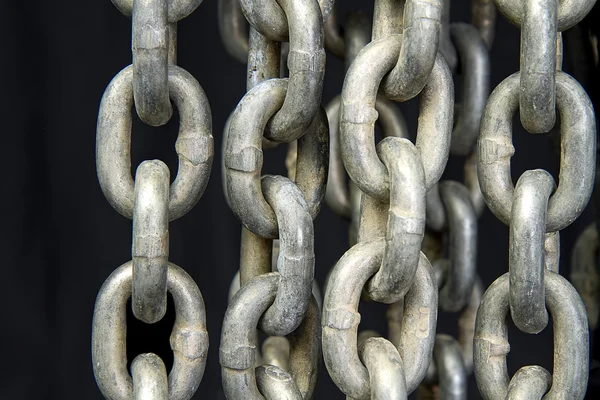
[1, 0, 599, 399]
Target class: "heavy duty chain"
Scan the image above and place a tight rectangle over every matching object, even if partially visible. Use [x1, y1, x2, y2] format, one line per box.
[92, 0, 212, 399]
[91, 0, 598, 398]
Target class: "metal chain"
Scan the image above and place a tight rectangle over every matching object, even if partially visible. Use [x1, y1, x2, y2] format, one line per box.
[87, 0, 598, 397]
[219, 0, 327, 398]
[92, 0, 212, 398]
[474, 0, 597, 398]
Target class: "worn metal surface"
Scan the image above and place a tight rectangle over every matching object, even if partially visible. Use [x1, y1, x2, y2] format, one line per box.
[474, 272, 589, 399]
[92, 262, 209, 400]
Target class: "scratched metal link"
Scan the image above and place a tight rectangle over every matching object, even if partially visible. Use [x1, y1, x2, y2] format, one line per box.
[478, 71, 596, 232]
[474, 272, 588, 399]
[92, 262, 209, 400]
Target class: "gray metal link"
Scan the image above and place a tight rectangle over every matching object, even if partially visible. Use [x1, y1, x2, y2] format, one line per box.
[132, 160, 170, 324]
[509, 169, 556, 334]
[449, 23, 490, 156]
[341, 37, 453, 202]
[96, 64, 214, 221]
[132, 0, 173, 126]
[506, 366, 552, 400]
[364, 137, 427, 304]
[255, 365, 303, 400]
[92, 261, 209, 400]
[218, 0, 249, 63]
[322, 239, 437, 399]
[571, 223, 600, 330]
[493, 0, 596, 31]
[261, 0, 325, 143]
[432, 334, 467, 400]
[474, 271, 589, 400]
[262, 337, 290, 371]
[220, 273, 320, 400]
[477, 71, 596, 232]
[436, 181, 477, 313]
[237, 0, 333, 42]
[519, 0, 558, 134]
[131, 354, 169, 400]
[111, 0, 203, 22]
[359, 337, 408, 400]
[374, 0, 444, 101]
[258, 175, 315, 337]
[224, 79, 328, 238]
[472, 0, 497, 48]
[323, 3, 344, 57]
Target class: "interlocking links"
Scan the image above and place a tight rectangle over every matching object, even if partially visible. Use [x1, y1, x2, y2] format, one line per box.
[92, 261, 209, 400]
[111, 0, 202, 22]
[449, 23, 490, 156]
[261, 0, 325, 143]
[506, 366, 552, 400]
[96, 65, 214, 221]
[571, 223, 600, 330]
[358, 337, 407, 400]
[372, 0, 443, 101]
[478, 71, 596, 232]
[220, 273, 320, 400]
[518, 0, 558, 133]
[237, 0, 333, 42]
[474, 272, 589, 400]
[509, 170, 555, 334]
[131, 354, 168, 400]
[218, 0, 248, 63]
[493, 0, 596, 31]
[132, 160, 170, 323]
[322, 239, 437, 399]
[340, 36, 453, 202]
[258, 175, 314, 336]
[361, 138, 426, 303]
[471, 0, 497, 48]
[132, 0, 172, 126]
[435, 181, 477, 312]
[224, 79, 328, 239]
[326, 95, 408, 221]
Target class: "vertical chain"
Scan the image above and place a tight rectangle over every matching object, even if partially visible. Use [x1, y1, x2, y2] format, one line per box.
[91, 0, 212, 398]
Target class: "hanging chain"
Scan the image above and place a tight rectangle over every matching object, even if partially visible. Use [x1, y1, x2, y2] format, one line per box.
[88, 0, 599, 397]
[474, 0, 597, 397]
[92, 0, 212, 399]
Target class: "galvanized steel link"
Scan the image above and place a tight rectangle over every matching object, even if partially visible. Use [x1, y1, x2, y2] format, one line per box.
[111, 0, 203, 22]
[477, 71, 596, 232]
[340, 37, 453, 202]
[509, 169, 556, 334]
[474, 272, 589, 400]
[132, 160, 170, 324]
[96, 64, 214, 221]
[322, 239, 437, 399]
[92, 261, 209, 400]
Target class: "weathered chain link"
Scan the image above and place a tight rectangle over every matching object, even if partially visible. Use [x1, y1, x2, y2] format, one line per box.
[218, 1, 327, 398]
[92, 1, 211, 398]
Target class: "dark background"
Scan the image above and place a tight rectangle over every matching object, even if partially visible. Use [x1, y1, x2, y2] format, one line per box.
[1, 0, 599, 398]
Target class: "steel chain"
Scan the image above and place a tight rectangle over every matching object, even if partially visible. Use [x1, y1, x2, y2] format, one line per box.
[92, 0, 211, 398]
[473, 0, 597, 398]
[88, 0, 599, 398]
